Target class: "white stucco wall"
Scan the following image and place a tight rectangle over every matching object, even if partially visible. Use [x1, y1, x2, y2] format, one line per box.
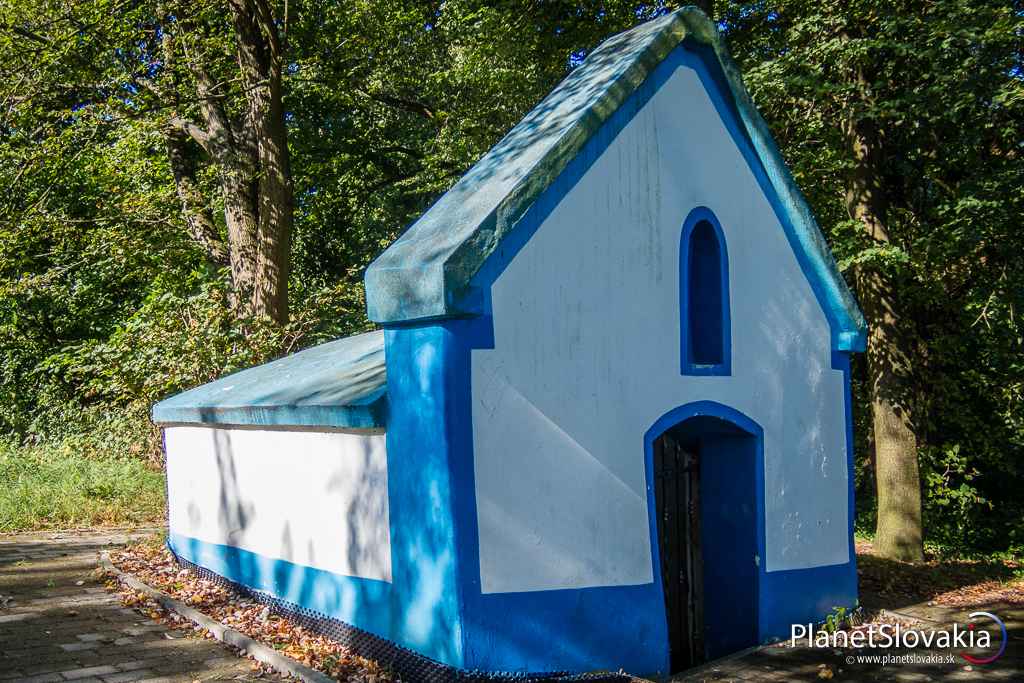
[165, 426, 392, 582]
[471, 57, 849, 594]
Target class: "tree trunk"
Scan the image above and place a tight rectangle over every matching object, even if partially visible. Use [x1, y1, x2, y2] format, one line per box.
[156, 17, 227, 269]
[845, 114, 924, 562]
[191, 66, 261, 315]
[164, 125, 228, 268]
[156, 1, 291, 325]
[230, 0, 293, 324]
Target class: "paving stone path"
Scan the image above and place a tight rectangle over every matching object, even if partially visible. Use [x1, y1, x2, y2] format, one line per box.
[2, 529, 1021, 682]
[0, 530, 284, 683]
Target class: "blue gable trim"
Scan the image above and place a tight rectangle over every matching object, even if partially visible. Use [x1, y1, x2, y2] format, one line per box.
[167, 532, 393, 640]
[364, 8, 866, 352]
[462, 44, 860, 355]
[687, 40, 865, 352]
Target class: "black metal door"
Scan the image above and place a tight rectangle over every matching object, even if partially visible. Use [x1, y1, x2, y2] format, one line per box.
[654, 431, 704, 672]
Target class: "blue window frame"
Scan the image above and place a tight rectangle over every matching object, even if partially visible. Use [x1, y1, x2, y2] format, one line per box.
[680, 207, 731, 376]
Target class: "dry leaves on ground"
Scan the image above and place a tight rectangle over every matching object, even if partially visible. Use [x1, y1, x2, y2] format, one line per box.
[105, 539, 396, 682]
[855, 539, 1024, 607]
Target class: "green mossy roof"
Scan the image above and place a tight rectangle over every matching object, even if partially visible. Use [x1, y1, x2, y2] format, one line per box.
[151, 330, 387, 429]
[364, 7, 866, 351]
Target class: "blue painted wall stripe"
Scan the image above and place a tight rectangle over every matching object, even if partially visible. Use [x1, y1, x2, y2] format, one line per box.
[166, 532, 392, 640]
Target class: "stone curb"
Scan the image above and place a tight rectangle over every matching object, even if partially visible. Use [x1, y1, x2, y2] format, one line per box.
[99, 551, 335, 683]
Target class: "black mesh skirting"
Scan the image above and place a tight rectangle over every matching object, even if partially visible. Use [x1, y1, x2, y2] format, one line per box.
[169, 550, 633, 683]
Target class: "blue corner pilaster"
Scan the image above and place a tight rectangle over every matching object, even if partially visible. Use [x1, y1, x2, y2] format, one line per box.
[382, 323, 466, 667]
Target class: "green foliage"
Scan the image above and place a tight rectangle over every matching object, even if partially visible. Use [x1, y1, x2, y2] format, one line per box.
[920, 444, 990, 546]
[0, 1, 655, 475]
[0, 0, 1021, 553]
[51, 275, 371, 416]
[723, 0, 1024, 553]
[822, 606, 851, 633]
[0, 434, 165, 532]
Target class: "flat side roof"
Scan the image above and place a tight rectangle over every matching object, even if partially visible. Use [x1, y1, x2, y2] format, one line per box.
[152, 330, 387, 430]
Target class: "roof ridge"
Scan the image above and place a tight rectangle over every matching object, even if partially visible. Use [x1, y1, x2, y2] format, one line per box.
[364, 8, 866, 351]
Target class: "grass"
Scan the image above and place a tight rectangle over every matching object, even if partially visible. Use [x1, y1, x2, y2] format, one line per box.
[0, 439, 165, 532]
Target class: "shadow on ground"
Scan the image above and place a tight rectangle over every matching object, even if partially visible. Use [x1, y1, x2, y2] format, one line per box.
[856, 541, 1023, 612]
[667, 544, 1023, 682]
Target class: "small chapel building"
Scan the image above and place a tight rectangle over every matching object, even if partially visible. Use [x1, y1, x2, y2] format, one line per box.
[154, 7, 867, 677]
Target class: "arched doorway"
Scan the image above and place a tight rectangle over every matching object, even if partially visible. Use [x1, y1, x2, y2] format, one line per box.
[646, 402, 762, 673]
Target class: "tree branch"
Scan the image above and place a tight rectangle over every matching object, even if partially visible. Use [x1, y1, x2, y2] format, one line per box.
[165, 124, 229, 267]
[357, 88, 436, 119]
[168, 116, 211, 153]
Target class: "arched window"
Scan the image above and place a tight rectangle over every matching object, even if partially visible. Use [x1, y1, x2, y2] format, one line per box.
[680, 207, 730, 375]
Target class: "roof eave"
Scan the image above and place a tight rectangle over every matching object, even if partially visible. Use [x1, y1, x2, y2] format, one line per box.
[151, 390, 389, 431]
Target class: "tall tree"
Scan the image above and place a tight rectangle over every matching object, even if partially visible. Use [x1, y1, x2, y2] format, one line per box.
[1, 0, 293, 324]
[724, 0, 1024, 559]
[0, 0, 665, 436]
[842, 51, 923, 562]
[157, 1, 293, 323]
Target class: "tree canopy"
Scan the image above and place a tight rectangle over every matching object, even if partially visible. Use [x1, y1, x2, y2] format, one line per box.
[1, 0, 1021, 554]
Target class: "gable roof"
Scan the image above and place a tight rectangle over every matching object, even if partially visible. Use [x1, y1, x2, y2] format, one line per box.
[365, 7, 866, 351]
[151, 330, 387, 429]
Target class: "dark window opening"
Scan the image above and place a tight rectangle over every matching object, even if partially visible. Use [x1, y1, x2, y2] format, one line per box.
[687, 221, 723, 365]
[681, 211, 730, 375]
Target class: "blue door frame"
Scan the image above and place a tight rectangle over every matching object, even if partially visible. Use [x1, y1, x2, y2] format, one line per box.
[643, 401, 766, 669]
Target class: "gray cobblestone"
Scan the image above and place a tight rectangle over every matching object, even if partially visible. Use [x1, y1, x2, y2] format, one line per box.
[121, 625, 165, 636]
[114, 659, 162, 672]
[0, 530, 285, 682]
[77, 632, 118, 642]
[0, 611, 38, 622]
[101, 672, 156, 683]
[60, 665, 119, 680]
